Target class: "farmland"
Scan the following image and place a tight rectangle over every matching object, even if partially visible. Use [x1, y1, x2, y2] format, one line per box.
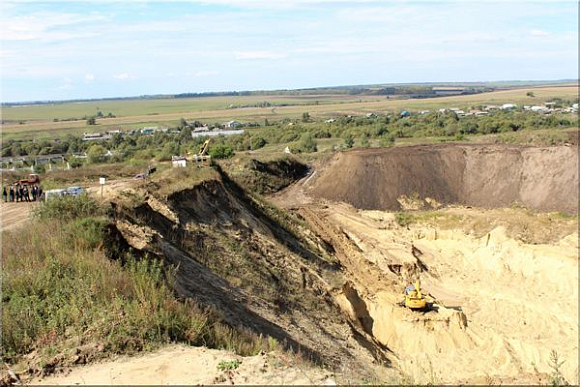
[2, 84, 576, 141]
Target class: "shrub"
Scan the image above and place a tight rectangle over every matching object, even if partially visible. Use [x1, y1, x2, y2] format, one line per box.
[33, 164, 46, 174]
[292, 132, 317, 153]
[69, 157, 84, 169]
[87, 145, 108, 164]
[379, 134, 395, 147]
[209, 144, 235, 159]
[217, 359, 242, 371]
[343, 133, 354, 148]
[395, 212, 414, 227]
[250, 136, 267, 150]
[33, 194, 104, 221]
[360, 134, 370, 148]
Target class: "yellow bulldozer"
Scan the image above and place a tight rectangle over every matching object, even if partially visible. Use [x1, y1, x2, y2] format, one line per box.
[404, 279, 427, 310]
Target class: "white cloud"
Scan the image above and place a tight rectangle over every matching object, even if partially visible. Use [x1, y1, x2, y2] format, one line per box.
[85, 73, 95, 81]
[113, 73, 134, 80]
[195, 70, 219, 77]
[235, 51, 286, 60]
[530, 29, 550, 37]
[57, 77, 74, 90]
[1, 12, 105, 41]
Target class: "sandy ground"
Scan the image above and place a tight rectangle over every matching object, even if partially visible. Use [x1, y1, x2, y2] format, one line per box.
[0, 201, 38, 232]
[33, 345, 337, 385]
[271, 187, 579, 384]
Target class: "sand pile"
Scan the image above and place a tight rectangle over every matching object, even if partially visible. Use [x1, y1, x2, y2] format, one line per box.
[304, 144, 578, 213]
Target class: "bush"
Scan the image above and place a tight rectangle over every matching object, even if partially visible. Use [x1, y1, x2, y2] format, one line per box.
[209, 144, 235, 159]
[360, 134, 370, 148]
[34, 194, 104, 221]
[87, 145, 108, 164]
[292, 132, 317, 153]
[395, 212, 414, 227]
[33, 164, 46, 174]
[343, 133, 354, 148]
[69, 157, 84, 169]
[250, 136, 267, 150]
[379, 134, 395, 147]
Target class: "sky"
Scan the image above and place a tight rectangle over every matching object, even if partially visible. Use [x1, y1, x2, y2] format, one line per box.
[0, 0, 577, 102]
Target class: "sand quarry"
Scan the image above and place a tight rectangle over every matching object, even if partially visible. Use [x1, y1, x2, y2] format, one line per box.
[272, 143, 578, 384]
[35, 143, 578, 385]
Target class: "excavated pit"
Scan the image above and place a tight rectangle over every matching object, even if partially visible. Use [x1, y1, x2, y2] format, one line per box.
[304, 144, 578, 213]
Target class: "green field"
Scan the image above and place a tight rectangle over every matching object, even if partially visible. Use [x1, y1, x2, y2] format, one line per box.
[1, 85, 577, 141]
[2, 94, 383, 122]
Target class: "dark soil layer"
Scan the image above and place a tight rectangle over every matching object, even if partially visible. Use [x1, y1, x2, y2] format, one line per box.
[223, 157, 309, 195]
[306, 144, 578, 213]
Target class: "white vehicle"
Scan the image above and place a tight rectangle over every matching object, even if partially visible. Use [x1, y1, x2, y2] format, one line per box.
[44, 189, 66, 201]
[44, 186, 84, 201]
[65, 186, 83, 195]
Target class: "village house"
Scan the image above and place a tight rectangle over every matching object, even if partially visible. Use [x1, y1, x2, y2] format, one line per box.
[224, 120, 241, 128]
[191, 127, 245, 138]
[171, 156, 187, 168]
[501, 103, 517, 110]
[82, 132, 112, 141]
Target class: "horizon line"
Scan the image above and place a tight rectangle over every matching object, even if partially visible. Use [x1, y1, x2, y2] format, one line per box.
[2, 78, 577, 105]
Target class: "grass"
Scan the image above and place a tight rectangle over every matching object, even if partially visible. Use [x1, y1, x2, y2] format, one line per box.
[148, 163, 219, 198]
[217, 359, 242, 371]
[393, 207, 578, 244]
[548, 350, 567, 386]
[2, 85, 576, 140]
[1, 195, 277, 376]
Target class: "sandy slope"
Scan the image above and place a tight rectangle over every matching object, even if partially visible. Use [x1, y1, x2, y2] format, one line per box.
[290, 201, 578, 384]
[304, 144, 578, 213]
[33, 345, 338, 385]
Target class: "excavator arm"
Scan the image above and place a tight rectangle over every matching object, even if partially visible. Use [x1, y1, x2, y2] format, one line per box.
[199, 139, 211, 156]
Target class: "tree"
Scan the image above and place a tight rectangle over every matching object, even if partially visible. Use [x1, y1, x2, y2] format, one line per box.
[343, 133, 354, 148]
[179, 118, 188, 129]
[293, 132, 317, 153]
[86, 117, 96, 125]
[87, 145, 107, 163]
[250, 136, 267, 150]
[526, 91, 535, 97]
[379, 134, 395, 147]
[209, 144, 234, 159]
[33, 164, 46, 174]
[360, 133, 370, 148]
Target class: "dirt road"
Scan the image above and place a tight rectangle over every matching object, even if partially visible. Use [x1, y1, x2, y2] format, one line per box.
[1, 202, 38, 232]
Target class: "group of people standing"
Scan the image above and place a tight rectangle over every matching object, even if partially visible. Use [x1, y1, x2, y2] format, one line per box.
[2, 184, 43, 203]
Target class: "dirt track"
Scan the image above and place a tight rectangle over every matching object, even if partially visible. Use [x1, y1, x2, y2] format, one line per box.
[1, 202, 37, 232]
[303, 144, 578, 213]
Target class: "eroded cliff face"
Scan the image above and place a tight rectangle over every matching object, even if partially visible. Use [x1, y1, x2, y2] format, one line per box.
[305, 144, 578, 213]
[106, 172, 396, 381]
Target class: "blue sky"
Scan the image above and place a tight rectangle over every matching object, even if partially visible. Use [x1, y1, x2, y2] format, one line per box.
[0, 0, 577, 102]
